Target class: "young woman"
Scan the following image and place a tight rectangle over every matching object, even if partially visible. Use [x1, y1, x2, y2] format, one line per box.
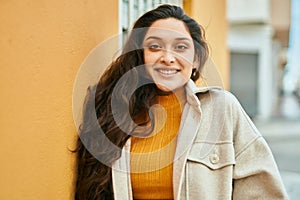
[75, 4, 288, 200]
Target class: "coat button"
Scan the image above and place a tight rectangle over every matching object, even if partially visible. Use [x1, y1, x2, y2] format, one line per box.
[209, 153, 219, 164]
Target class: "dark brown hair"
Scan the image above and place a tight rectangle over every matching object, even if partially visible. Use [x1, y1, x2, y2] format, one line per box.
[75, 4, 209, 199]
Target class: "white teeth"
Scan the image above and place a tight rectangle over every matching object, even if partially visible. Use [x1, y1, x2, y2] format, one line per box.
[157, 69, 178, 75]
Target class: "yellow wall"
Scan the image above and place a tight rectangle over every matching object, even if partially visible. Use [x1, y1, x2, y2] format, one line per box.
[184, 0, 229, 89]
[0, 1, 118, 199]
[0, 1, 228, 199]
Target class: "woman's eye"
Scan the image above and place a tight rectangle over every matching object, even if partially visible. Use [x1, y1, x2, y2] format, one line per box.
[175, 45, 188, 50]
[148, 44, 161, 49]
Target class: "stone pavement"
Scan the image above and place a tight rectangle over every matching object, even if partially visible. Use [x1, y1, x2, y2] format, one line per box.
[254, 117, 300, 200]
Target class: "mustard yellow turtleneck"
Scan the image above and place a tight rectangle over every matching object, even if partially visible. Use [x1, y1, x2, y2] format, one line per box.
[130, 89, 186, 200]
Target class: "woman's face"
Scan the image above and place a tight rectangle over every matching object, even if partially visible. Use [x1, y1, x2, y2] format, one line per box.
[143, 18, 195, 92]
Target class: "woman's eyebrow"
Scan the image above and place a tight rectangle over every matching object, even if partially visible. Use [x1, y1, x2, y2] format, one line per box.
[145, 36, 192, 42]
[175, 37, 192, 42]
[145, 36, 162, 41]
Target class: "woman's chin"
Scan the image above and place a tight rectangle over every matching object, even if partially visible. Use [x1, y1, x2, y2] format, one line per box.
[154, 83, 185, 95]
[156, 83, 173, 92]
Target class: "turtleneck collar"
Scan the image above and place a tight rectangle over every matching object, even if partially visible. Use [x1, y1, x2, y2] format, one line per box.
[157, 87, 187, 110]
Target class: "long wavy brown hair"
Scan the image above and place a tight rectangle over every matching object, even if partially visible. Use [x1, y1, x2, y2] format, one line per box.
[75, 4, 209, 199]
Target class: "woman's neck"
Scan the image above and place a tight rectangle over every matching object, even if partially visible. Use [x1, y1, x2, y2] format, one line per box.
[156, 87, 186, 109]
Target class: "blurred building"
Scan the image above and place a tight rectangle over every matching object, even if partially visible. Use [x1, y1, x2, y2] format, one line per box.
[283, 0, 300, 95]
[281, 0, 300, 119]
[227, 0, 291, 119]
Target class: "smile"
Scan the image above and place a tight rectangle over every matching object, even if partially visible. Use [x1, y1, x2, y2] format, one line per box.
[156, 68, 179, 75]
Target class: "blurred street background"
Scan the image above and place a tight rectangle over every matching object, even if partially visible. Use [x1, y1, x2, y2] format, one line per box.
[254, 99, 300, 199]
[227, 0, 300, 198]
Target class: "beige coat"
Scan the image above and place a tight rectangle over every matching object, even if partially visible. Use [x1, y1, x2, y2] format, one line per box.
[112, 80, 289, 200]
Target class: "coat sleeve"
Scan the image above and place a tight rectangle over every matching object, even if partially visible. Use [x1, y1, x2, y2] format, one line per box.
[226, 92, 289, 200]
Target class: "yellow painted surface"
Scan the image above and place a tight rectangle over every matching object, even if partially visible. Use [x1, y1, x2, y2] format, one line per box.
[184, 0, 229, 89]
[0, 1, 228, 199]
[0, 1, 118, 199]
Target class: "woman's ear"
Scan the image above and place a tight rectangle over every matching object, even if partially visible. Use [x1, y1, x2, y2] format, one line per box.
[192, 63, 199, 73]
[191, 56, 201, 81]
[193, 55, 200, 69]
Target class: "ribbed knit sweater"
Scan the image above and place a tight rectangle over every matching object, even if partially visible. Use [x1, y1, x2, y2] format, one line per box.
[130, 90, 186, 199]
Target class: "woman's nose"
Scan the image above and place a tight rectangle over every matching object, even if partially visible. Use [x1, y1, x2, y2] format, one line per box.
[160, 50, 175, 64]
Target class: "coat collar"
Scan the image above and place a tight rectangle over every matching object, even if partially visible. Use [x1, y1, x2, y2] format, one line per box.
[185, 80, 222, 107]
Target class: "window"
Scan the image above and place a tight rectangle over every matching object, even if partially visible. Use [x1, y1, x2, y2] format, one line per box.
[120, 0, 183, 33]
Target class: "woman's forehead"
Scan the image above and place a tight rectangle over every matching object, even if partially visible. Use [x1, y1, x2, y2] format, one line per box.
[144, 18, 192, 40]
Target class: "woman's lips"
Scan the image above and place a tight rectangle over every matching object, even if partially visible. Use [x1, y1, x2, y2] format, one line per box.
[155, 68, 180, 75]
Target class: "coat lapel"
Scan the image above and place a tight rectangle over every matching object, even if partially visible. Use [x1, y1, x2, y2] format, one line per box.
[173, 81, 203, 200]
[173, 103, 202, 199]
[173, 80, 222, 199]
[112, 139, 132, 200]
